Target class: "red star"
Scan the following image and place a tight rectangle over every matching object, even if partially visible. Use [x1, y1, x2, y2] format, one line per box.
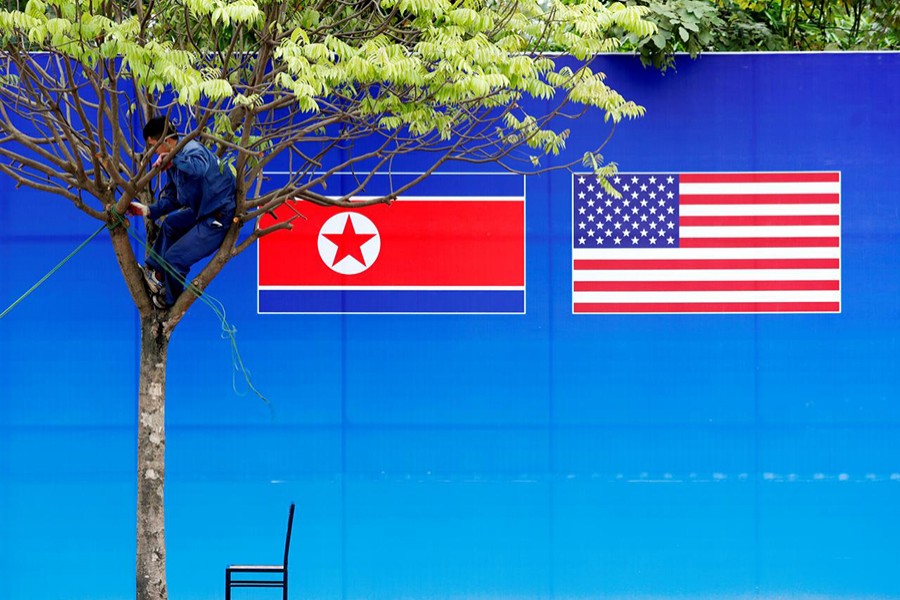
[322, 214, 376, 267]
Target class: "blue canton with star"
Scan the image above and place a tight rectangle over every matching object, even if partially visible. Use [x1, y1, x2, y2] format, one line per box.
[573, 173, 680, 249]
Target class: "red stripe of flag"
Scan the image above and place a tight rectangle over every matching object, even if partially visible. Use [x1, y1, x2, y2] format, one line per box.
[679, 194, 840, 205]
[573, 302, 841, 313]
[680, 237, 840, 248]
[573, 280, 840, 292]
[679, 172, 840, 183]
[680, 215, 839, 226]
[573, 258, 840, 270]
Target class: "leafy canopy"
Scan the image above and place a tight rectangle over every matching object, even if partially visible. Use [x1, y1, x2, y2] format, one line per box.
[0, 0, 657, 223]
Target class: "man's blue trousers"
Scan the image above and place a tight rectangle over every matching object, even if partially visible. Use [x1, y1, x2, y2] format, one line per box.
[146, 208, 229, 305]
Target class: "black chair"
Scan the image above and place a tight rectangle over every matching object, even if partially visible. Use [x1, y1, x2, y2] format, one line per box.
[225, 503, 295, 600]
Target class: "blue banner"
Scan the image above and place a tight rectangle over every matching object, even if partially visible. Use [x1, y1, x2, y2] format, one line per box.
[2, 53, 900, 600]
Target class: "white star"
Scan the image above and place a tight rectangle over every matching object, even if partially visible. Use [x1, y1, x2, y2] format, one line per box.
[667, 222, 675, 229]
[614, 221, 622, 230]
[649, 237, 657, 245]
[578, 176, 586, 184]
[623, 215, 631, 222]
[649, 176, 657, 184]
[596, 236, 604, 245]
[605, 214, 613, 222]
[578, 236, 586, 245]
[623, 199, 631, 207]
[667, 206, 675, 214]
[605, 199, 613, 207]
[667, 191, 674, 199]
[578, 191, 586, 199]
[658, 199, 666, 206]
[587, 199, 595, 207]
[614, 207, 621, 215]
[631, 236, 639, 244]
[640, 184, 648, 192]
[659, 214, 666, 222]
[631, 207, 639, 214]
[667, 236, 675, 244]
[649, 222, 657, 230]
[578, 207, 586, 215]
[640, 228, 648, 237]
[666, 176, 674, 184]
[613, 176, 621, 184]
[649, 207, 657, 215]
[614, 237, 622, 245]
[631, 176, 639, 184]
[587, 184, 595, 192]
[658, 184, 665, 191]
[640, 214, 648, 222]
[649, 192, 656, 200]
[578, 221, 586, 230]
[588, 229, 595, 237]
[605, 229, 613, 237]
[622, 183, 630, 192]
[587, 214, 595, 222]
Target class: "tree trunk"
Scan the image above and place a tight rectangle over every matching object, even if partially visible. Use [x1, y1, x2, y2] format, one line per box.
[136, 315, 170, 600]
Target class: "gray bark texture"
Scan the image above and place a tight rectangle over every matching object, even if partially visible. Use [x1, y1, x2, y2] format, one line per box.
[136, 316, 170, 600]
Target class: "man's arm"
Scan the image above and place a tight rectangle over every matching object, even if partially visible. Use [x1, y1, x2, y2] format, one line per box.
[170, 142, 210, 178]
[147, 177, 181, 220]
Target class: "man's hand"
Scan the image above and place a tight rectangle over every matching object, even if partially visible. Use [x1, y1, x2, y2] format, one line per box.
[128, 201, 150, 217]
[153, 154, 172, 171]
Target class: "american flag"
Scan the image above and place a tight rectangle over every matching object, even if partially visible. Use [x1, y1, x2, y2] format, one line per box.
[572, 172, 841, 314]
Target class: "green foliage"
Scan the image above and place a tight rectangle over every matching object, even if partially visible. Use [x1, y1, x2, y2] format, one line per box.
[0, 0, 660, 215]
[735, 0, 900, 50]
[619, 0, 899, 70]
[620, 0, 724, 69]
[712, 0, 898, 52]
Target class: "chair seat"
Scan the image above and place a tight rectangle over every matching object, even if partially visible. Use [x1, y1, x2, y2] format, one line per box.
[227, 565, 285, 572]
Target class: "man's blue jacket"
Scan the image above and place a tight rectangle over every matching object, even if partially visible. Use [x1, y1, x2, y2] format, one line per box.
[148, 140, 236, 221]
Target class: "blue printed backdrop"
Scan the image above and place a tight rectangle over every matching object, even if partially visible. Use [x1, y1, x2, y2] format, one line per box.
[2, 52, 900, 600]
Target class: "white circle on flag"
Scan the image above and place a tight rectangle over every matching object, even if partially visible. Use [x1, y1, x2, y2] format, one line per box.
[317, 212, 381, 275]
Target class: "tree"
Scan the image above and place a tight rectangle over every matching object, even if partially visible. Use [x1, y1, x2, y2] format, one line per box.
[720, 0, 900, 49]
[619, 0, 900, 70]
[0, 1, 655, 598]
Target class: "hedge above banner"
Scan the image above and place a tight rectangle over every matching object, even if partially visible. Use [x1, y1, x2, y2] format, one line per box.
[572, 171, 842, 314]
[257, 172, 526, 314]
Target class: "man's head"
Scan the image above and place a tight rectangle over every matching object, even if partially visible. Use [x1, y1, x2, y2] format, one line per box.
[142, 116, 178, 156]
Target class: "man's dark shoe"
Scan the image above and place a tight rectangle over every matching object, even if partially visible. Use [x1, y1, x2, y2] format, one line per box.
[150, 293, 168, 310]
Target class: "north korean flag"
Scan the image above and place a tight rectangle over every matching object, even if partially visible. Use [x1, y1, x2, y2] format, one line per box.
[257, 173, 526, 314]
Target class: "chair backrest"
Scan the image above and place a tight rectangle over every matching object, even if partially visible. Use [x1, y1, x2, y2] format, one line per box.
[283, 503, 296, 568]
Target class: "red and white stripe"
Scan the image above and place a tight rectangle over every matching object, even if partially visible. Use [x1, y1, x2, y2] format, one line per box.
[572, 172, 841, 314]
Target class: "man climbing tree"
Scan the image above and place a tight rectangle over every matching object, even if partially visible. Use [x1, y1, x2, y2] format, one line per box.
[0, 1, 656, 599]
[130, 116, 237, 308]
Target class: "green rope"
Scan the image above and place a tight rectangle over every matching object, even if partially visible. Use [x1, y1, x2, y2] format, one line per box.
[1, 210, 268, 408]
[0, 222, 110, 320]
[110, 210, 269, 406]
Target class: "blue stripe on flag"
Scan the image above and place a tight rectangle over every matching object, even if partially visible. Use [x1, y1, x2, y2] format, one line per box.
[259, 290, 525, 314]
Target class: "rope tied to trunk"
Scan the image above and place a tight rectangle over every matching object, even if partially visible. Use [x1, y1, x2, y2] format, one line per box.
[108, 209, 269, 406]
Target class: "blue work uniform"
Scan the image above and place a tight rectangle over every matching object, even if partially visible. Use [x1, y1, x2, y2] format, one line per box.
[146, 140, 237, 305]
